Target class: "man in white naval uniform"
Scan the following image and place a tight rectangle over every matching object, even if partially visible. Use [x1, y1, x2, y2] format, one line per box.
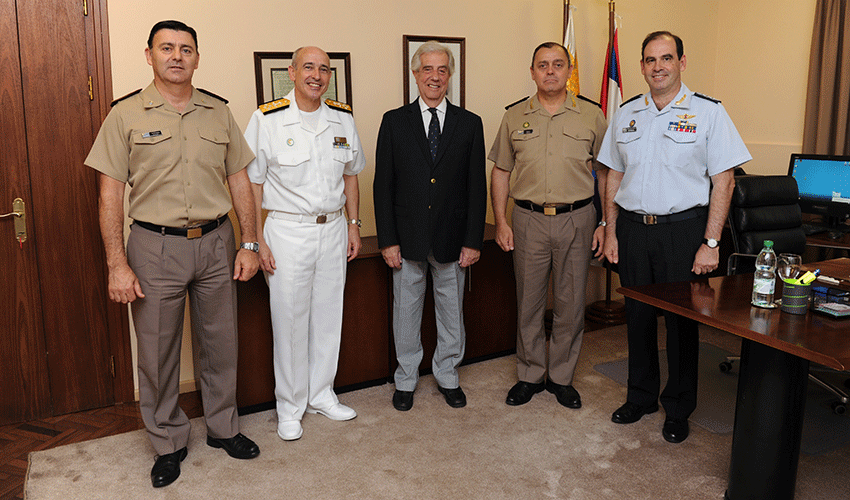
[243, 46, 365, 441]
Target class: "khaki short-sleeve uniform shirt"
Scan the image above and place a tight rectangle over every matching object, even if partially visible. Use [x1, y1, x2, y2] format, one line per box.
[488, 92, 606, 205]
[85, 82, 255, 227]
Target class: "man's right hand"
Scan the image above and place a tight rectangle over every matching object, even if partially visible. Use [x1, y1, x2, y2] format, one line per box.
[381, 245, 403, 269]
[603, 230, 619, 264]
[108, 263, 144, 304]
[495, 223, 514, 252]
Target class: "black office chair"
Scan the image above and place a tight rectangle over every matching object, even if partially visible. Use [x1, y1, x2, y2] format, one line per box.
[720, 174, 849, 414]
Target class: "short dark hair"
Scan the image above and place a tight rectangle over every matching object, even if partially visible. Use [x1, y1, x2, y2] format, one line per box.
[641, 31, 683, 60]
[531, 42, 571, 68]
[147, 20, 198, 51]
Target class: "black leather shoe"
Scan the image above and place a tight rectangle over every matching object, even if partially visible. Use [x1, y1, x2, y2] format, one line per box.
[546, 380, 581, 409]
[151, 447, 187, 488]
[662, 418, 690, 443]
[611, 401, 659, 424]
[393, 390, 414, 411]
[437, 386, 467, 408]
[505, 381, 545, 406]
[206, 433, 260, 459]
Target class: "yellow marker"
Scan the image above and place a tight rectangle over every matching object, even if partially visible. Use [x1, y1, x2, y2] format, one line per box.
[798, 271, 818, 285]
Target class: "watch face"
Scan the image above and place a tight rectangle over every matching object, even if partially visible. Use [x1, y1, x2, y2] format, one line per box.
[706, 239, 718, 248]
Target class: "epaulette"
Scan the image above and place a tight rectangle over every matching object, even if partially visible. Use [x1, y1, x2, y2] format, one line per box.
[577, 94, 602, 108]
[259, 98, 290, 115]
[505, 96, 530, 110]
[620, 94, 643, 107]
[110, 89, 141, 107]
[198, 88, 228, 104]
[325, 98, 352, 114]
[694, 92, 721, 104]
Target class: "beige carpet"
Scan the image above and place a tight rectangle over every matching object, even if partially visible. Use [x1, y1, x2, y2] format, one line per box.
[26, 323, 850, 499]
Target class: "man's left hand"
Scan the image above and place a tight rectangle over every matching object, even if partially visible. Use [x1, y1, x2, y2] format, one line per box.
[692, 244, 719, 275]
[347, 224, 362, 261]
[233, 248, 260, 281]
[591, 225, 606, 260]
[458, 247, 480, 268]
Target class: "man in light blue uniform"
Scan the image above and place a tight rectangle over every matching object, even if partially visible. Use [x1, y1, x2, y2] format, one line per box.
[598, 31, 751, 443]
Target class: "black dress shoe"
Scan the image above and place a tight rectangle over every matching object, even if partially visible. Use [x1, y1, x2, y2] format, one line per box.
[437, 386, 467, 408]
[393, 390, 414, 411]
[505, 381, 545, 406]
[151, 447, 187, 488]
[611, 401, 659, 424]
[545, 380, 581, 409]
[662, 418, 690, 443]
[206, 433, 260, 459]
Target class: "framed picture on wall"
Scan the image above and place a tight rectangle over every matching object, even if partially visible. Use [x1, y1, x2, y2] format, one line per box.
[253, 51, 352, 107]
[403, 35, 465, 108]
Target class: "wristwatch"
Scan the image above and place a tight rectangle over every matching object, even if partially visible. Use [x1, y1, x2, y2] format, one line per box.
[598, 220, 607, 227]
[703, 238, 719, 249]
[240, 242, 259, 252]
[348, 218, 362, 228]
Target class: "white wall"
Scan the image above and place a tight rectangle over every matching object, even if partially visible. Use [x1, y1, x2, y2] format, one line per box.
[106, 0, 815, 395]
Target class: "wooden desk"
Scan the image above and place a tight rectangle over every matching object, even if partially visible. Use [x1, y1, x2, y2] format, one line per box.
[618, 258, 850, 500]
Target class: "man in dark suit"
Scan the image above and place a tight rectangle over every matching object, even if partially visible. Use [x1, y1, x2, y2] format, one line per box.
[374, 40, 486, 411]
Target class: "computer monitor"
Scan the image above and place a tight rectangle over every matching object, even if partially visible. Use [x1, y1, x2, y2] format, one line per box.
[788, 153, 850, 230]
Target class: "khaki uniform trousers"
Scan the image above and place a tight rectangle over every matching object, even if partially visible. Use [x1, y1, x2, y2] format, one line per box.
[127, 219, 240, 456]
[511, 202, 595, 385]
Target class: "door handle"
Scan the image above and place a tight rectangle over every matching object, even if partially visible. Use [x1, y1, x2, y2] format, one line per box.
[0, 198, 27, 244]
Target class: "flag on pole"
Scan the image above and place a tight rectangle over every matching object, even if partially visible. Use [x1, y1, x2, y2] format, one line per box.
[599, 9, 622, 118]
[564, 3, 580, 96]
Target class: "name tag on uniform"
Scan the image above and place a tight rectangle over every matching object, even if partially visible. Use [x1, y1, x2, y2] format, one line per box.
[622, 120, 638, 133]
[514, 129, 534, 135]
[333, 136, 350, 149]
[142, 130, 162, 138]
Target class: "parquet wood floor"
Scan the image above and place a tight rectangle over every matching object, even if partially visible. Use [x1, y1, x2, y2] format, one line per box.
[0, 391, 202, 500]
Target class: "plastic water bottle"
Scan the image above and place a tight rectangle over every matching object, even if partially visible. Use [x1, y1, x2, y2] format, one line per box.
[751, 240, 777, 307]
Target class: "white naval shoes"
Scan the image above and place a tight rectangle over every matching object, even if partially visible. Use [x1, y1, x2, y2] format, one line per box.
[277, 420, 303, 441]
[305, 403, 357, 421]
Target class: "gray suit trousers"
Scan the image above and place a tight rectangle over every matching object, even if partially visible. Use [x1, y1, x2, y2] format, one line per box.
[392, 254, 466, 391]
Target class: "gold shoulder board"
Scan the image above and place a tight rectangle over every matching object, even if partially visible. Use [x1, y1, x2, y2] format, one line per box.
[325, 99, 353, 114]
[259, 98, 291, 115]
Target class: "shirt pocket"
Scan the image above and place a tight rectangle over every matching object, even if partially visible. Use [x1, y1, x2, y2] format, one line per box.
[197, 128, 230, 173]
[614, 128, 644, 167]
[510, 128, 541, 164]
[271, 151, 311, 186]
[662, 128, 698, 167]
[562, 123, 593, 161]
[130, 128, 173, 170]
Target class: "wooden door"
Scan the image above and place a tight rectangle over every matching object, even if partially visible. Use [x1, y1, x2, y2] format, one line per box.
[0, 0, 131, 425]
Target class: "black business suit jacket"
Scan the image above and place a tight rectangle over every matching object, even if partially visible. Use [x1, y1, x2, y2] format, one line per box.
[373, 98, 486, 264]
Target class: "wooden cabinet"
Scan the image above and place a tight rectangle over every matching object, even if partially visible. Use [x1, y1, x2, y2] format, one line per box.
[236, 224, 516, 409]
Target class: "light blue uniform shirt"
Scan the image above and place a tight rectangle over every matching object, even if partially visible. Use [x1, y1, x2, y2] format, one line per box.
[597, 83, 751, 215]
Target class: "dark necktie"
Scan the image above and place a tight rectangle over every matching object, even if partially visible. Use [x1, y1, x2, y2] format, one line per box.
[427, 107, 440, 160]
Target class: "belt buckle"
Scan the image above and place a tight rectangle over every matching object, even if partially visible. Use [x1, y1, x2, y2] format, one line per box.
[316, 214, 328, 224]
[543, 205, 557, 216]
[187, 227, 203, 239]
[642, 215, 657, 225]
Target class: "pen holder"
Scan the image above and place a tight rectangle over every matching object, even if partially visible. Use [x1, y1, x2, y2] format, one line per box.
[781, 281, 811, 315]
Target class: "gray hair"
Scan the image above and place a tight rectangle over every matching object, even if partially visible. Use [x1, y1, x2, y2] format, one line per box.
[411, 41, 455, 76]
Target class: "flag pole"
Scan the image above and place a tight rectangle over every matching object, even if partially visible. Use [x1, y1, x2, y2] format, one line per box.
[586, 0, 626, 327]
[563, 0, 570, 42]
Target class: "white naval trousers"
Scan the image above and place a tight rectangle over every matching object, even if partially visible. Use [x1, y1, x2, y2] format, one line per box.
[264, 214, 346, 422]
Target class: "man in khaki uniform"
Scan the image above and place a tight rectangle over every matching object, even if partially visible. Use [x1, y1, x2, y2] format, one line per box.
[489, 42, 607, 409]
[86, 20, 261, 488]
